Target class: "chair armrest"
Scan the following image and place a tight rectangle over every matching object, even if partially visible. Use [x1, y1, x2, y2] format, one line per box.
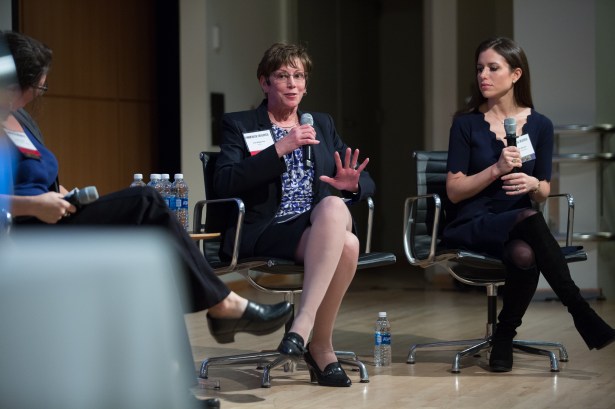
[1, 208, 11, 236]
[193, 197, 245, 274]
[542, 193, 575, 246]
[403, 193, 442, 267]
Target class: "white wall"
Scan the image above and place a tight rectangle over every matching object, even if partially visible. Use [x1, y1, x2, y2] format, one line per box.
[514, 0, 615, 297]
[515, 0, 595, 125]
[206, 0, 295, 114]
[179, 0, 294, 281]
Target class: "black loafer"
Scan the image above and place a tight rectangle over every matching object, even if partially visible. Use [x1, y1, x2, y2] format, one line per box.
[277, 332, 306, 359]
[304, 345, 351, 387]
[207, 301, 292, 344]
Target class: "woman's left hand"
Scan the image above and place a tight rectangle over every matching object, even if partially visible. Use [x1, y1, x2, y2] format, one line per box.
[500, 172, 539, 195]
[319, 147, 369, 192]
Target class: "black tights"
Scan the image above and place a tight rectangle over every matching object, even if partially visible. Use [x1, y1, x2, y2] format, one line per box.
[503, 208, 538, 269]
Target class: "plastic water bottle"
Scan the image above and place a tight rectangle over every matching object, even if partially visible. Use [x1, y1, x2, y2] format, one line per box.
[172, 173, 189, 230]
[374, 311, 391, 367]
[147, 173, 162, 194]
[160, 173, 174, 210]
[130, 173, 146, 187]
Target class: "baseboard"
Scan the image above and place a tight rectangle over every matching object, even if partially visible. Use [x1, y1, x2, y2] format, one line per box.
[533, 288, 605, 301]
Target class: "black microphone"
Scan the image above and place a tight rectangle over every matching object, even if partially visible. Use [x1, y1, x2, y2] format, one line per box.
[300, 113, 314, 168]
[504, 117, 517, 147]
[64, 186, 99, 207]
[504, 117, 519, 173]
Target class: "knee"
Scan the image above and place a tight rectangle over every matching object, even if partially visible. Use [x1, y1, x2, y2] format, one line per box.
[314, 196, 350, 225]
[341, 232, 360, 264]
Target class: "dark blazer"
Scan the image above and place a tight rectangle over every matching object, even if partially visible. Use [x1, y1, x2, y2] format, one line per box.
[214, 99, 376, 257]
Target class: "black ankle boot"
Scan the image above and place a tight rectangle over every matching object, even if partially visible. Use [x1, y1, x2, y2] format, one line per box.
[513, 213, 615, 350]
[489, 263, 539, 372]
[489, 336, 514, 372]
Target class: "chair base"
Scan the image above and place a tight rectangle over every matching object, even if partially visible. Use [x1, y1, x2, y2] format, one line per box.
[200, 349, 369, 388]
[407, 337, 568, 373]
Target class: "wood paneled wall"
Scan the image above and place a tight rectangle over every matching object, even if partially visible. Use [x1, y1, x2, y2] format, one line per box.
[18, 0, 158, 195]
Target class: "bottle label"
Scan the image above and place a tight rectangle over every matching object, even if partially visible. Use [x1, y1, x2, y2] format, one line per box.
[375, 331, 391, 346]
[167, 195, 176, 210]
[181, 198, 189, 209]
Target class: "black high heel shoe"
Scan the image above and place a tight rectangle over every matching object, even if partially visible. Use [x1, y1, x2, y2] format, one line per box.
[277, 332, 306, 360]
[206, 301, 292, 344]
[303, 344, 351, 387]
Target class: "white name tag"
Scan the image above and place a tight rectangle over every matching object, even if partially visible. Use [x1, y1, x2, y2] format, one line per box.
[516, 134, 535, 163]
[243, 130, 274, 156]
[4, 128, 41, 159]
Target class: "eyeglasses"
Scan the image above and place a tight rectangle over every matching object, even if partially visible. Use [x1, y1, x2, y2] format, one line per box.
[270, 71, 307, 83]
[33, 83, 48, 95]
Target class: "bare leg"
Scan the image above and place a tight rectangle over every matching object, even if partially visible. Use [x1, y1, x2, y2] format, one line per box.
[207, 292, 248, 319]
[289, 197, 358, 369]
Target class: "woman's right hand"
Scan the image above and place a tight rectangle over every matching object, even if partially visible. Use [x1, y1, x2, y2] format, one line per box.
[33, 192, 76, 223]
[274, 124, 319, 157]
[495, 146, 522, 175]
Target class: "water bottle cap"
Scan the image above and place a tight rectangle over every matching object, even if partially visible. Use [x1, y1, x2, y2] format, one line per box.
[174, 173, 183, 180]
[378, 312, 387, 318]
[133, 173, 143, 179]
[161, 173, 170, 179]
[150, 174, 161, 180]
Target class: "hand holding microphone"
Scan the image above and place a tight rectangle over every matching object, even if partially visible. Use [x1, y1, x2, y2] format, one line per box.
[503, 117, 520, 173]
[64, 186, 99, 208]
[300, 113, 315, 168]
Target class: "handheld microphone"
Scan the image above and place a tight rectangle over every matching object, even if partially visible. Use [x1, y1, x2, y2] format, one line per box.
[504, 117, 517, 147]
[64, 186, 99, 207]
[300, 113, 314, 168]
[503, 117, 519, 173]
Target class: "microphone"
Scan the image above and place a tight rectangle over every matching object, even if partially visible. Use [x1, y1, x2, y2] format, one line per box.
[504, 117, 517, 147]
[300, 113, 314, 168]
[503, 117, 519, 173]
[64, 186, 99, 207]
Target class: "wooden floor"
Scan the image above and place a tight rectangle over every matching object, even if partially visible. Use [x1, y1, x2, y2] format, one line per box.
[185, 266, 615, 409]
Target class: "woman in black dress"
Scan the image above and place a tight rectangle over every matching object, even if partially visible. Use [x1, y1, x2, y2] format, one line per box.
[443, 37, 615, 372]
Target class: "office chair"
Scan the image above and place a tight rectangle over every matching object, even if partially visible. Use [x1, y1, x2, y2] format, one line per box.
[403, 151, 587, 373]
[193, 151, 396, 387]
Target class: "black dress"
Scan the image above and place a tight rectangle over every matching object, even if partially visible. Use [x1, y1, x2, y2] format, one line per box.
[441, 109, 554, 258]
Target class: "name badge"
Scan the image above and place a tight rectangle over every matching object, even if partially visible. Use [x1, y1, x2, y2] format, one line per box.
[516, 134, 535, 163]
[243, 129, 274, 156]
[4, 128, 41, 159]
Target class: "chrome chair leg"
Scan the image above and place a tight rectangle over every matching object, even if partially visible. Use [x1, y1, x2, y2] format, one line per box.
[513, 344, 560, 372]
[199, 350, 279, 379]
[451, 340, 491, 373]
[513, 339, 569, 362]
[338, 357, 370, 383]
[407, 338, 487, 364]
[262, 355, 292, 388]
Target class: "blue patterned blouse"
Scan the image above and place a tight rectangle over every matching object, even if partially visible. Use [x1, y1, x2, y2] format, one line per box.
[271, 124, 314, 223]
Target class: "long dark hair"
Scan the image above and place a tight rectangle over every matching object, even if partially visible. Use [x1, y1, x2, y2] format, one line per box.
[456, 36, 533, 117]
[1, 30, 52, 91]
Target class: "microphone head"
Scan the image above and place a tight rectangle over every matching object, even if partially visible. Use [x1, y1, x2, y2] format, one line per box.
[300, 113, 314, 126]
[76, 186, 99, 205]
[80, 186, 99, 204]
[504, 117, 516, 135]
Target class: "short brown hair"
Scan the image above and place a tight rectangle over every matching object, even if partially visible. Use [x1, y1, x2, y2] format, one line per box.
[256, 43, 312, 81]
